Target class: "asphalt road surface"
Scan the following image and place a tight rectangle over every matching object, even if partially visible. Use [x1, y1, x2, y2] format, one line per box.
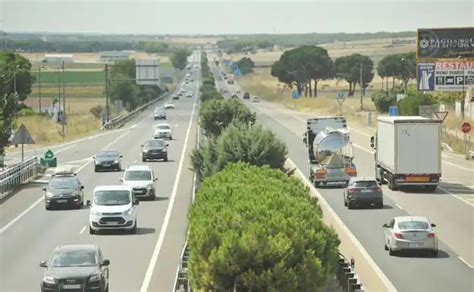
[0, 52, 201, 292]
[209, 55, 474, 292]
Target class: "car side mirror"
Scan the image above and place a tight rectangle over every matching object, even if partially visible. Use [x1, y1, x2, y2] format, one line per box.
[40, 261, 47, 268]
[120, 155, 123, 158]
[382, 223, 389, 228]
[154, 178, 158, 182]
[80, 186, 84, 190]
[101, 259, 110, 266]
[119, 178, 123, 182]
[42, 187, 47, 191]
[86, 200, 91, 207]
[431, 223, 436, 228]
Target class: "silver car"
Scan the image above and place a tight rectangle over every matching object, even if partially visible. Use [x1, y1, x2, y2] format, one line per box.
[383, 216, 438, 256]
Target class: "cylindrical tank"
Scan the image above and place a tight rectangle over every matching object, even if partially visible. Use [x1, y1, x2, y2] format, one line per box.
[313, 128, 353, 165]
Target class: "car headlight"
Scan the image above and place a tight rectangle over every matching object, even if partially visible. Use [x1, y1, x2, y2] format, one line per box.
[72, 191, 80, 197]
[123, 208, 133, 216]
[46, 192, 54, 198]
[88, 274, 101, 283]
[43, 276, 55, 284]
[91, 210, 101, 216]
[114, 160, 119, 163]
[142, 149, 149, 153]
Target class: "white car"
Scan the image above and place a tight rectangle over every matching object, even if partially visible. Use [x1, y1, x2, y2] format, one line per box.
[186, 91, 193, 98]
[154, 123, 172, 140]
[252, 96, 260, 103]
[121, 165, 157, 200]
[164, 103, 175, 109]
[383, 216, 438, 256]
[87, 185, 138, 234]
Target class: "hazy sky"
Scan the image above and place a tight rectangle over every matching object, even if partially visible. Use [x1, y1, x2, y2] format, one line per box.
[1, 0, 473, 34]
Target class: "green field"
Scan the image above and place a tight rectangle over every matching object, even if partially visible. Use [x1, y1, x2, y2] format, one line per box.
[34, 71, 105, 84]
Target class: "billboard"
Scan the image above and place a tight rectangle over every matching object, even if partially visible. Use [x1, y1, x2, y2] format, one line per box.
[417, 28, 474, 60]
[417, 60, 474, 91]
[135, 59, 160, 86]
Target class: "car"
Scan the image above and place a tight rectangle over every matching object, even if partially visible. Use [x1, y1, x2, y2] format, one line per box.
[383, 216, 438, 256]
[141, 139, 169, 162]
[93, 150, 122, 172]
[87, 185, 138, 234]
[252, 96, 260, 102]
[153, 108, 166, 120]
[343, 177, 383, 209]
[236, 89, 242, 94]
[40, 244, 110, 292]
[154, 123, 172, 140]
[164, 103, 175, 109]
[43, 168, 84, 210]
[186, 91, 193, 98]
[243, 92, 250, 99]
[121, 165, 157, 200]
[172, 94, 179, 100]
[231, 94, 239, 99]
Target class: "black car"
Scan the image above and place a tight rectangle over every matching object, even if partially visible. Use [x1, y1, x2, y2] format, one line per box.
[93, 150, 122, 172]
[40, 244, 110, 292]
[243, 92, 250, 99]
[43, 173, 84, 210]
[141, 139, 169, 162]
[172, 94, 179, 100]
[343, 177, 384, 209]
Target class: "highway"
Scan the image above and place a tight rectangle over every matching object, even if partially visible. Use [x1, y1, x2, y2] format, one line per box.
[209, 56, 474, 292]
[0, 52, 201, 292]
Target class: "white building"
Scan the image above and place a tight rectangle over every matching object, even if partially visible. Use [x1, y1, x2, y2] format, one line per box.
[44, 54, 74, 63]
[100, 51, 132, 63]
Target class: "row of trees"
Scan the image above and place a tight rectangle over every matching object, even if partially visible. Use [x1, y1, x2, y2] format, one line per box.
[170, 49, 192, 70]
[188, 54, 340, 290]
[199, 54, 223, 103]
[0, 52, 34, 157]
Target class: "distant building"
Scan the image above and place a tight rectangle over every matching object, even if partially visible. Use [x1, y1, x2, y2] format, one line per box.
[44, 54, 74, 63]
[100, 51, 132, 63]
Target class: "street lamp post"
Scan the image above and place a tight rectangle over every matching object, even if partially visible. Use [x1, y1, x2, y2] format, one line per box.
[62, 61, 66, 137]
[38, 66, 43, 114]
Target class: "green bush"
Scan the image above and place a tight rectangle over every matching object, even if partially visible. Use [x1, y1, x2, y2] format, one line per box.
[18, 107, 36, 116]
[188, 163, 340, 291]
[398, 91, 435, 116]
[198, 99, 256, 137]
[371, 91, 396, 112]
[191, 123, 287, 178]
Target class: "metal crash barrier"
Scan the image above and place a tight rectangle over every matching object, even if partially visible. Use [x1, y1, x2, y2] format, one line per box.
[337, 253, 366, 292]
[0, 156, 39, 197]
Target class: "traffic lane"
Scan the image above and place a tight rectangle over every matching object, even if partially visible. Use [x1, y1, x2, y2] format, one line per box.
[248, 102, 473, 292]
[0, 94, 196, 292]
[249, 99, 474, 264]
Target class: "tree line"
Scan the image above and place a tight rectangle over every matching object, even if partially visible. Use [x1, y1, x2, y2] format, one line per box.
[187, 53, 340, 290]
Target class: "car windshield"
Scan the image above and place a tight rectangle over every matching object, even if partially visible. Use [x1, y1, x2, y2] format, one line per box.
[96, 151, 119, 159]
[353, 181, 378, 188]
[49, 177, 78, 189]
[94, 190, 131, 205]
[144, 140, 164, 147]
[398, 221, 429, 230]
[157, 125, 170, 130]
[124, 170, 152, 181]
[50, 250, 97, 267]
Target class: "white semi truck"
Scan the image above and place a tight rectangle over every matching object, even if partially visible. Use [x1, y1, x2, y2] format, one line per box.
[303, 116, 357, 187]
[370, 116, 442, 192]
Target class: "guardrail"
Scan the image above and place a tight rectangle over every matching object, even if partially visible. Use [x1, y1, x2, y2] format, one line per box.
[0, 156, 39, 197]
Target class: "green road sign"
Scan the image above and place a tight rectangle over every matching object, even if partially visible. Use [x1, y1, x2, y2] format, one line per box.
[40, 149, 57, 167]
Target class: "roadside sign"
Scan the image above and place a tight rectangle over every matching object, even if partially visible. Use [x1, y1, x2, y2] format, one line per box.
[433, 111, 448, 121]
[40, 149, 57, 168]
[336, 91, 346, 102]
[461, 122, 471, 134]
[11, 124, 35, 145]
[292, 90, 300, 99]
[389, 106, 398, 116]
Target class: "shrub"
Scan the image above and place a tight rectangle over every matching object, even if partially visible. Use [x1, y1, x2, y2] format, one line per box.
[188, 163, 340, 291]
[89, 105, 104, 119]
[18, 107, 36, 116]
[398, 91, 435, 116]
[371, 91, 396, 112]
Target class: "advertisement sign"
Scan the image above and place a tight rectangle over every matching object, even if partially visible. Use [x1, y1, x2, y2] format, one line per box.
[418, 60, 474, 91]
[417, 28, 474, 60]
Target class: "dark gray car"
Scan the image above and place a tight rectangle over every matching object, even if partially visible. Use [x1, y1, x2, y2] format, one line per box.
[43, 175, 84, 210]
[93, 150, 122, 172]
[343, 177, 383, 209]
[40, 244, 110, 292]
[141, 139, 169, 162]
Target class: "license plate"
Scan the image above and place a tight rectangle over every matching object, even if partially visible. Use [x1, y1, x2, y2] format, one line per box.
[408, 243, 421, 248]
[361, 189, 371, 193]
[57, 199, 68, 203]
[105, 221, 117, 225]
[62, 284, 81, 289]
[406, 176, 429, 182]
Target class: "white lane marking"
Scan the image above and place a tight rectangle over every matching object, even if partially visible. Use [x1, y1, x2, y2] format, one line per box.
[134, 159, 137, 163]
[395, 203, 404, 210]
[0, 196, 44, 233]
[438, 186, 474, 207]
[458, 256, 474, 269]
[443, 161, 474, 172]
[140, 62, 199, 292]
[53, 144, 77, 155]
[287, 158, 397, 291]
[79, 225, 87, 234]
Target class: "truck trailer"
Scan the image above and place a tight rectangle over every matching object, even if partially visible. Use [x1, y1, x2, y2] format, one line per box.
[370, 116, 442, 192]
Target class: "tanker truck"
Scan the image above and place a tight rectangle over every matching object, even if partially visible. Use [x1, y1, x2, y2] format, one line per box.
[303, 116, 357, 187]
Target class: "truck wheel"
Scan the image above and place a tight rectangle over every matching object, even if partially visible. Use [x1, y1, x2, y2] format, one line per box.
[424, 185, 437, 192]
[388, 175, 398, 191]
[314, 182, 320, 188]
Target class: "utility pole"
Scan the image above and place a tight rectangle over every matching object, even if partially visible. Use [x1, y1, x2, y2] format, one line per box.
[360, 63, 364, 110]
[105, 64, 110, 122]
[57, 65, 61, 125]
[13, 66, 17, 95]
[62, 61, 66, 138]
[38, 66, 42, 114]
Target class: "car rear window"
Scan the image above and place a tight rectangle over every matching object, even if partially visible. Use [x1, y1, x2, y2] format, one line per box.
[353, 181, 378, 187]
[398, 221, 429, 230]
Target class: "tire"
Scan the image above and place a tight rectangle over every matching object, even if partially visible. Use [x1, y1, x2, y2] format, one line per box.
[130, 222, 137, 234]
[376, 201, 384, 209]
[431, 249, 439, 257]
[89, 226, 96, 235]
[388, 175, 398, 191]
[344, 199, 347, 207]
[94, 167, 98, 172]
[314, 182, 320, 188]
[347, 201, 354, 209]
[389, 247, 396, 256]
[424, 185, 437, 192]
[45, 204, 51, 211]
[142, 157, 146, 162]
[384, 244, 389, 251]
[164, 156, 168, 162]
